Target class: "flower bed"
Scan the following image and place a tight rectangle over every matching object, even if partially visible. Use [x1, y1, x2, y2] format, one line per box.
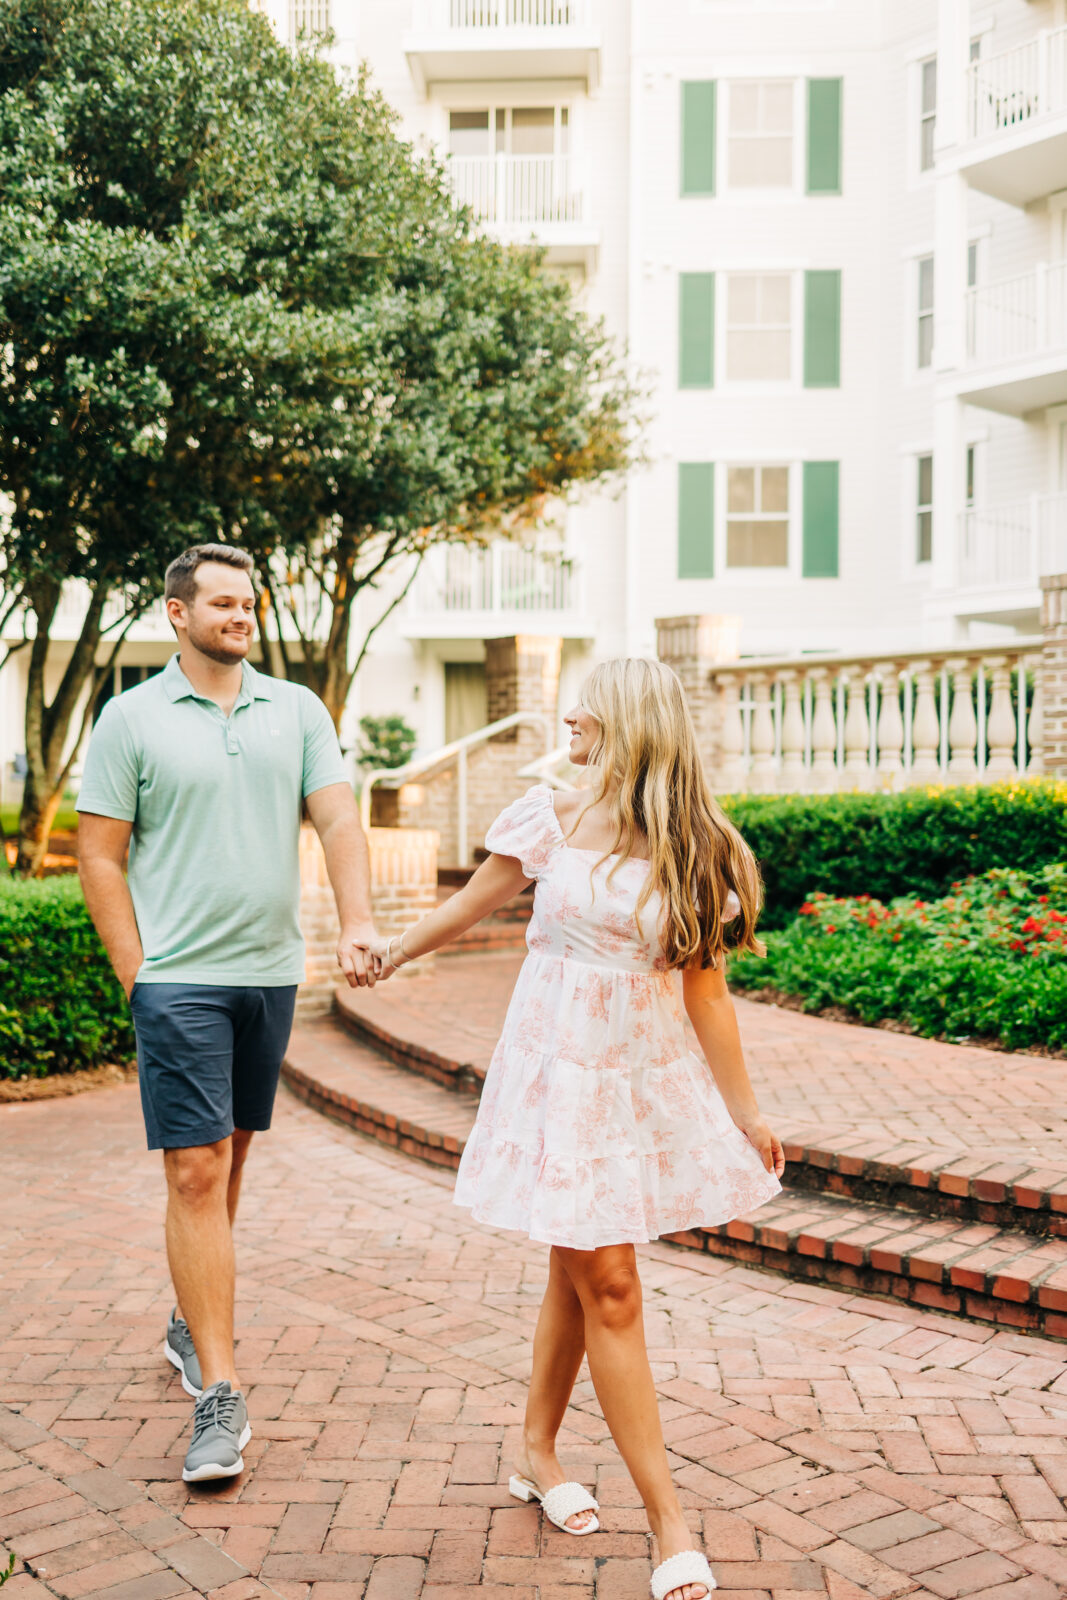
[730, 864, 1067, 1054]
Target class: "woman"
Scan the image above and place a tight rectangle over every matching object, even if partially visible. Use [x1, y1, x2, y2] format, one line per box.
[371, 659, 784, 1600]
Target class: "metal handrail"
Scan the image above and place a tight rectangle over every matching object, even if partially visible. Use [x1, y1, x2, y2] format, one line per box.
[517, 742, 581, 791]
[360, 710, 554, 865]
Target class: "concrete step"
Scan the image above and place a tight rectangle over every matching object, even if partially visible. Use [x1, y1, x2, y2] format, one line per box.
[281, 1016, 1067, 1340]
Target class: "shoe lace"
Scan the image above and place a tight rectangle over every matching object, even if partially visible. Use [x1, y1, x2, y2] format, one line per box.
[192, 1386, 239, 1442]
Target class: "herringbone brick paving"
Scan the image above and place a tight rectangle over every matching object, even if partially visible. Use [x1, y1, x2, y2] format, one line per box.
[3, 1082, 1067, 1599]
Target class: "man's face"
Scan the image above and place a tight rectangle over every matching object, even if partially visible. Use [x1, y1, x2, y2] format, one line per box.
[171, 563, 256, 665]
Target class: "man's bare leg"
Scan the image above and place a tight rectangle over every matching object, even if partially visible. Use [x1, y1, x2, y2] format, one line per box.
[165, 1138, 240, 1391]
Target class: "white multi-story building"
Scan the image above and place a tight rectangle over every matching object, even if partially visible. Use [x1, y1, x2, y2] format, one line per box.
[3, 0, 1066, 788]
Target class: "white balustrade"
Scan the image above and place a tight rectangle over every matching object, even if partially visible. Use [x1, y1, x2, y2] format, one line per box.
[965, 262, 1067, 368]
[958, 491, 1067, 591]
[966, 24, 1067, 140]
[448, 154, 583, 227]
[709, 642, 1043, 795]
[412, 543, 578, 617]
[415, 0, 585, 26]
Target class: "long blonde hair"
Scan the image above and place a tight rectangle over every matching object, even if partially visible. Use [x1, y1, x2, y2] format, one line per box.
[577, 657, 764, 969]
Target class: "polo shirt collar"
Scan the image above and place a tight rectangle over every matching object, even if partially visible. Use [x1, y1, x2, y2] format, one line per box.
[162, 655, 274, 705]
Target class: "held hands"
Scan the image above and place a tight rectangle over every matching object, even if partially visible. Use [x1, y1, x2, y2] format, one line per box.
[735, 1115, 786, 1179]
[338, 923, 387, 989]
[365, 933, 411, 980]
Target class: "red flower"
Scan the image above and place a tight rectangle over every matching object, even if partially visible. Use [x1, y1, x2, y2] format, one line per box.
[826, 924, 837, 933]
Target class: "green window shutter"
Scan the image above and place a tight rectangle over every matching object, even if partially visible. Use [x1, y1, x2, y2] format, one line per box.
[804, 269, 841, 388]
[806, 78, 842, 194]
[803, 461, 839, 578]
[679, 272, 715, 388]
[678, 463, 715, 578]
[681, 81, 716, 196]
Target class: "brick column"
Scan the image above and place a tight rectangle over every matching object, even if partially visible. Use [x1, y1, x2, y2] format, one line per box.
[656, 614, 741, 778]
[484, 634, 562, 746]
[297, 823, 441, 1018]
[1041, 574, 1067, 776]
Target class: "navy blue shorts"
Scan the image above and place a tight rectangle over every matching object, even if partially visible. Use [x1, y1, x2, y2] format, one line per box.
[130, 984, 297, 1151]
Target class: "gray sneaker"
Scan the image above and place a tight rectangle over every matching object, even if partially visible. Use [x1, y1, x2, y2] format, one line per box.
[164, 1309, 203, 1398]
[182, 1381, 251, 1483]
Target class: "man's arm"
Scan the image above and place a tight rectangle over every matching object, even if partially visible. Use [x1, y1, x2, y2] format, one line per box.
[304, 782, 378, 989]
[78, 813, 142, 998]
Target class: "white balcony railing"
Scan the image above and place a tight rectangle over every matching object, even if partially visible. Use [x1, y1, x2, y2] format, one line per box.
[705, 643, 1043, 796]
[959, 491, 1067, 592]
[448, 154, 583, 227]
[966, 26, 1067, 142]
[414, 0, 587, 27]
[412, 544, 578, 616]
[965, 261, 1067, 366]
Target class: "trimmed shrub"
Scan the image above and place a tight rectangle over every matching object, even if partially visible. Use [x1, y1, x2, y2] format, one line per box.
[0, 878, 133, 1078]
[721, 780, 1067, 929]
[729, 864, 1067, 1053]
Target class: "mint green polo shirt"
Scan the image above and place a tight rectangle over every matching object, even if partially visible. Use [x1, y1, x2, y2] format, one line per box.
[77, 656, 349, 986]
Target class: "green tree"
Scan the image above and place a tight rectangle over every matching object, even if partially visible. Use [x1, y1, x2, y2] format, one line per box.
[0, 0, 639, 876]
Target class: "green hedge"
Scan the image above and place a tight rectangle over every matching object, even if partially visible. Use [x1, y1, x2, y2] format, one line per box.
[729, 864, 1067, 1052]
[721, 780, 1067, 929]
[0, 878, 133, 1078]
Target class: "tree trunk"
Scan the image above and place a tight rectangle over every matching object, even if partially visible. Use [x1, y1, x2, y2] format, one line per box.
[15, 767, 64, 878]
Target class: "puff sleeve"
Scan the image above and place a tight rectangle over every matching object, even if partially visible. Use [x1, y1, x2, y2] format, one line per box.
[484, 785, 562, 880]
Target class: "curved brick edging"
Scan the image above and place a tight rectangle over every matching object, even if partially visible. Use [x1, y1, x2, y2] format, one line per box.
[283, 1018, 1067, 1341]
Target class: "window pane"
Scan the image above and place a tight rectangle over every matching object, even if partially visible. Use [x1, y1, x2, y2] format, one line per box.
[729, 137, 793, 186]
[511, 107, 555, 155]
[762, 81, 794, 132]
[761, 274, 792, 323]
[967, 241, 978, 288]
[918, 454, 933, 505]
[918, 313, 933, 368]
[727, 328, 791, 380]
[921, 117, 935, 170]
[922, 58, 937, 115]
[726, 520, 789, 566]
[917, 510, 932, 563]
[728, 467, 756, 514]
[761, 465, 789, 513]
[730, 83, 759, 133]
[918, 256, 934, 310]
[728, 274, 759, 322]
[450, 110, 489, 155]
[966, 444, 975, 505]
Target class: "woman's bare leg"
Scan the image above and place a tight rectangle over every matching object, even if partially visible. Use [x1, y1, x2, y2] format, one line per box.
[516, 1247, 595, 1531]
[556, 1244, 707, 1600]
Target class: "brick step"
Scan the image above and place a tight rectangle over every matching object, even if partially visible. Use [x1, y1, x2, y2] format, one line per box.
[333, 975, 1067, 1238]
[283, 1016, 1067, 1341]
[435, 883, 531, 952]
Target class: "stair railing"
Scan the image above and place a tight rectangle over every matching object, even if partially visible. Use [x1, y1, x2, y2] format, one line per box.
[517, 743, 582, 791]
[360, 712, 555, 866]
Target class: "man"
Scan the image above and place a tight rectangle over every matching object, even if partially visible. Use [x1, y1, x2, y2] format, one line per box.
[78, 543, 380, 1483]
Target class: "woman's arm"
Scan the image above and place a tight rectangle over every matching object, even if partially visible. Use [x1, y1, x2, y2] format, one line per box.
[379, 852, 532, 969]
[682, 963, 785, 1177]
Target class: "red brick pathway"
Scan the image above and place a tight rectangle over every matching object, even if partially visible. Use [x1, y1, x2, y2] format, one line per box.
[3, 1083, 1067, 1599]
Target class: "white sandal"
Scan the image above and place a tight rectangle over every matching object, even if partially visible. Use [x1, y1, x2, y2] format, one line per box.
[508, 1473, 600, 1535]
[650, 1550, 717, 1599]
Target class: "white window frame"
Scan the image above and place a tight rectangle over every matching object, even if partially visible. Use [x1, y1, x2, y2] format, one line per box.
[722, 269, 799, 387]
[916, 452, 934, 564]
[904, 43, 938, 187]
[717, 458, 800, 580]
[446, 103, 571, 159]
[721, 78, 804, 197]
[903, 244, 936, 381]
[919, 55, 937, 174]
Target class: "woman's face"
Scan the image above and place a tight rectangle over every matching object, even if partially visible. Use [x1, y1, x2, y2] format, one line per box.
[563, 702, 599, 766]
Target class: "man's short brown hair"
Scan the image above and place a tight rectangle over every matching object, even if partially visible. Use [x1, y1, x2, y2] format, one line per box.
[164, 544, 256, 607]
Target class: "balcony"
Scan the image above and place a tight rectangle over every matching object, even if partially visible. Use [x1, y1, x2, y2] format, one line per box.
[447, 152, 597, 265]
[956, 262, 1067, 415]
[404, 542, 591, 639]
[406, 0, 601, 95]
[956, 25, 1067, 205]
[950, 491, 1067, 625]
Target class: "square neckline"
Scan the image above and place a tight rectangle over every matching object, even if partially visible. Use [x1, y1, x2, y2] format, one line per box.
[543, 786, 651, 867]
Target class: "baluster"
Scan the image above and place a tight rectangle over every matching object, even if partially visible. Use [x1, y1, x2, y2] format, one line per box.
[840, 667, 873, 791]
[809, 670, 837, 793]
[1027, 666, 1045, 776]
[909, 662, 941, 781]
[946, 657, 979, 782]
[984, 655, 1017, 781]
[875, 663, 905, 789]
[778, 671, 807, 792]
[715, 675, 747, 793]
[748, 673, 778, 794]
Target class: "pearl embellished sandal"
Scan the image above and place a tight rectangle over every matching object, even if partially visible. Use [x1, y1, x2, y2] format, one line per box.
[508, 1473, 600, 1535]
[650, 1550, 716, 1599]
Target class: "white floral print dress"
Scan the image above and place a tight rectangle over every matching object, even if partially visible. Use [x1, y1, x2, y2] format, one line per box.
[453, 785, 782, 1250]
